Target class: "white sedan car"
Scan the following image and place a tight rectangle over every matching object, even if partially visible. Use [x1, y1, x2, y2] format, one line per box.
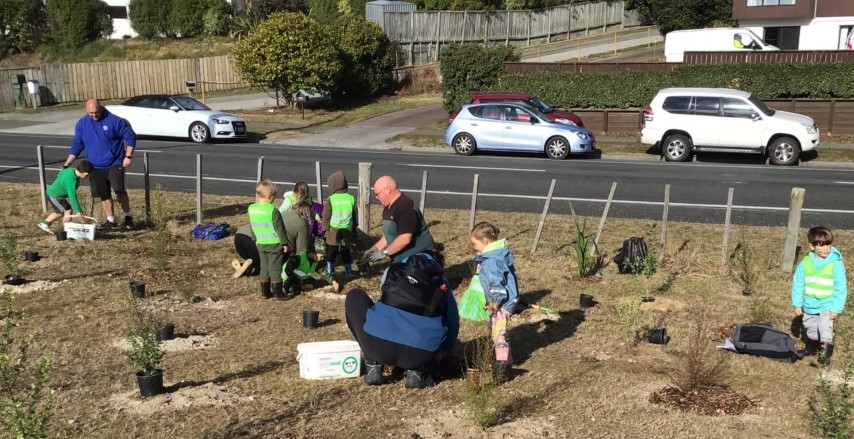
[106, 95, 247, 143]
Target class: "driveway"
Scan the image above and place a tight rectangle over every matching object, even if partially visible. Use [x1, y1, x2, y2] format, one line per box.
[263, 103, 447, 149]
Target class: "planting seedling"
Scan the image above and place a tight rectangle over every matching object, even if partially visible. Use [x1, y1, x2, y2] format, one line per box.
[125, 298, 165, 397]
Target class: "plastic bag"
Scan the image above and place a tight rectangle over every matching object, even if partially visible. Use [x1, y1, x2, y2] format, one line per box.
[458, 275, 491, 322]
[190, 222, 230, 240]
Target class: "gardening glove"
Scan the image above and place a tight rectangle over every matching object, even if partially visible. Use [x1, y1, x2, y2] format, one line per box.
[363, 247, 387, 263]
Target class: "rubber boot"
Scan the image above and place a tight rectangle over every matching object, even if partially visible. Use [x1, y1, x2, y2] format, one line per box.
[364, 359, 383, 386]
[271, 282, 293, 301]
[797, 338, 820, 358]
[818, 343, 835, 365]
[492, 360, 512, 384]
[404, 365, 436, 389]
[325, 262, 335, 283]
[260, 281, 272, 299]
[344, 263, 354, 279]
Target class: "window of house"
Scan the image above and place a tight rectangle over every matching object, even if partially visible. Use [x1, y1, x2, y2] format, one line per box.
[764, 26, 800, 50]
[109, 6, 128, 20]
[747, 0, 796, 5]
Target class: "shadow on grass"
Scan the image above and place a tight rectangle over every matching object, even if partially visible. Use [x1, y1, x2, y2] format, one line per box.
[511, 309, 586, 365]
[166, 360, 286, 393]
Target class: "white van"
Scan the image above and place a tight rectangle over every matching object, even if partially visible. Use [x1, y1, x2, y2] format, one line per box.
[664, 28, 779, 62]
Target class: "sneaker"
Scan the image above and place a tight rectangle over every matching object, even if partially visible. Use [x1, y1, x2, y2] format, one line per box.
[123, 216, 134, 230]
[37, 221, 52, 234]
[364, 362, 383, 386]
[404, 368, 436, 389]
[101, 220, 118, 229]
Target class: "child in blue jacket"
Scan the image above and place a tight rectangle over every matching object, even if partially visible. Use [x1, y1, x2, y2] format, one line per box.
[792, 226, 847, 365]
[470, 221, 519, 383]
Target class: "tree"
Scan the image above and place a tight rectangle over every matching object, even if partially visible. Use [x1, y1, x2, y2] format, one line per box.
[625, 0, 733, 35]
[231, 0, 308, 38]
[129, 0, 172, 40]
[203, 0, 233, 36]
[307, 0, 338, 22]
[440, 44, 519, 113]
[169, 0, 218, 38]
[232, 12, 340, 106]
[45, 0, 112, 48]
[331, 14, 395, 98]
[0, 0, 46, 57]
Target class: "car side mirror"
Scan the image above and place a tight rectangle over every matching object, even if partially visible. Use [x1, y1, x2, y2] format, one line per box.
[530, 117, 539, 124]
[751, 112, 761, 121]
[169, 105, 180, 112]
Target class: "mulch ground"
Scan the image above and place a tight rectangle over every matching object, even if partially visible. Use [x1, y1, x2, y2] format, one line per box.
[648, 385, 758, 416]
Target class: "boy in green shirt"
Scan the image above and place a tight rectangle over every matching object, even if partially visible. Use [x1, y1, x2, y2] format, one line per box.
[38, 160, 93, 233]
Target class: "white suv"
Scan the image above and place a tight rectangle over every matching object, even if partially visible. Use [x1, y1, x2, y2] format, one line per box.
[641, 88, 819, 165]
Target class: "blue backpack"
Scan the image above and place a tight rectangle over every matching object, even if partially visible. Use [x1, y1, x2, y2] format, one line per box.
[190, 222, 230, 240]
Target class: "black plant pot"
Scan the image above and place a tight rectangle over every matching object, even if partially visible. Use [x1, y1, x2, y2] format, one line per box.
[136, 369, 165, 397]
[129, 280, 146, 298]
[3, 274, 26, 286]
[647, 328, 671, 345]
[156, 323, 175, 341]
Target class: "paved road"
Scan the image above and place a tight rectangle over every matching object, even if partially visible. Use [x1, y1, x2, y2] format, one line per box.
[2, 132, 854, 229]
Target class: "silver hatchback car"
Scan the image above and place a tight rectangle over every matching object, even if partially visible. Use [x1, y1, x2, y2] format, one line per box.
[445, 102, 595, 159]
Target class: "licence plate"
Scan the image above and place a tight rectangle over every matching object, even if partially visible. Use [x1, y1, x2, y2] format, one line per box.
[236, 128, 246, 135]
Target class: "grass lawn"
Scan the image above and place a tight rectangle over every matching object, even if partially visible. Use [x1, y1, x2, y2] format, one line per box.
[1, 181, 851, 438]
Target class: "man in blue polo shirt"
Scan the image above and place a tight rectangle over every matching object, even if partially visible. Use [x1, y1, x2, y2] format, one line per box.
[63, 99, 137, 229]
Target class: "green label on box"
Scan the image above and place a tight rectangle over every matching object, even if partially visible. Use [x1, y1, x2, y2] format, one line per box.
[342, 356, 358, 374]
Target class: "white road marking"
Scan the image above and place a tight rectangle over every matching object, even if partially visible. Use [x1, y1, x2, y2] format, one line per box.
[834, 181, 854, 185]
[400, 163, 545, 172]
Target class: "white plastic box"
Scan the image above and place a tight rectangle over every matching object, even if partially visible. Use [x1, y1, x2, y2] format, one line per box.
[64, 216, 97, 240]
[296, 340, 361, 380]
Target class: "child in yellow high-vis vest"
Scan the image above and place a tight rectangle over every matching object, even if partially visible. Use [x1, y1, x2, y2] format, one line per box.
[247, 180, 290, 300]
[322, 170, 358, 283]
[792, 226, 847, 364]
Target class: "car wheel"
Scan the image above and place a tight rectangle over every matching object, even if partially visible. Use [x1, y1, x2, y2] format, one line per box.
[768, 136, 800, 166]
[545, 136, 569, 160]
[662, 134, 692, 162]
[452, 133, 476, 156]
[190, 122, 210, 143]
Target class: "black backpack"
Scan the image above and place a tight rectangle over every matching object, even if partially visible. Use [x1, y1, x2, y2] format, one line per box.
[732, 324, 799, 363]
[380, 253, 447, 317]
[614, 237, 648, 274]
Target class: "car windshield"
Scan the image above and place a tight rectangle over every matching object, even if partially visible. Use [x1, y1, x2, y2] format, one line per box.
[172, 96, 210, 111]
[748, 95, 775, 116]
[527, 97, 554, 114]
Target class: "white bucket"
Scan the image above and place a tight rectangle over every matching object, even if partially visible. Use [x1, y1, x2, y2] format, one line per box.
[296, 340, 361, 380]
[64, 216, 97, 240]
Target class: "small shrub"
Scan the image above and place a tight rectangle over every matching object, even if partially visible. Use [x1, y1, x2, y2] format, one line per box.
[175, 274, 199, 302]
[669, 305, 729, 392]
[151, 183, 172, 270]
[125, 298, 164, 375]
[745, 293, 775, 325]
[45, 0, 112, 49]
[129, 0, 172, 39]
[462, 336, 501, 427]
[730, 238, 759, 296]
[614, 296, 645, 346]
[202, 3, 232, 37]
[0, 212, 25, 278]
[567, 202, 596, 277]
[811, 315, 854, 438]
[0, 290, 55, 439]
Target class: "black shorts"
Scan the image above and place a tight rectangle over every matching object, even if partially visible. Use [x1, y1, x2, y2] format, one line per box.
[89, 165, 126, 199]
[46, 195, 71, 214]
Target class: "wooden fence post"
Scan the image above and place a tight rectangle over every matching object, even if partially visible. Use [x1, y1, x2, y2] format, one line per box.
[358, 162, 372, 237]
[530, 179, 556, 257]
[419, 171, 428, 214]
[721, 188, 734, 266]
[196, 154, 203, 225]
[143, 152, 151, 222]
[315, 161, 323, 205]
[593, 182, 617, 254]
[659, 184, 670, 262]
[37, 145, 47, 214]
[469, 174, 479, 233]
[781, 187, 805, 273]
[255, 156, 264, 203]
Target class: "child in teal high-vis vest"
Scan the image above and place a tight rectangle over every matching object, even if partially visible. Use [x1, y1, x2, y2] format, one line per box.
[792, 226, 847, 364]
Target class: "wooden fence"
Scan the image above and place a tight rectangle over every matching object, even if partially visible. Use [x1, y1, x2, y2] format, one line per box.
[683, 50, 854, 64]
[571, 99, 854, 136]
[0, 55, 243, 109]
[387, 0, 641, 66]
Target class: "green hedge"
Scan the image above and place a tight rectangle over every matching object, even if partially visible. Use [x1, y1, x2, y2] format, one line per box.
[491, 63, 854, 109]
